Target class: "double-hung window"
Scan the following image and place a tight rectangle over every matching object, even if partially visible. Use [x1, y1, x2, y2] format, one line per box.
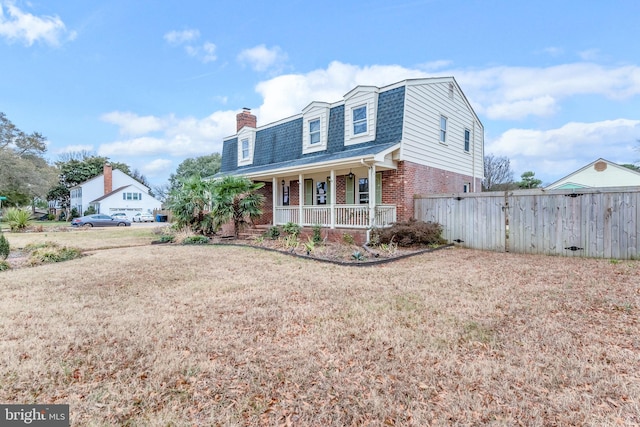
[440, 116, 447, 143]
[309, 119, 320, 145]
[241, 138, 250, 160]
[353, 106, 367, 135]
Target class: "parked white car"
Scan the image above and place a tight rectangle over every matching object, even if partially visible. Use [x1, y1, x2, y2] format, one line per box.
[132, 212, 154, 222]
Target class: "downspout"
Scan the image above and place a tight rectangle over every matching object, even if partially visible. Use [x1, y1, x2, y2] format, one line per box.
[360, 159, 374, 244]
[472, 121, 476, 192]
[272, 177, 277, 225]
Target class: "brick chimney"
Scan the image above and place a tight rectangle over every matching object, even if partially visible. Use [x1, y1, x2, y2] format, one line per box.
[236, 107, 257, 131]
[103, 163, 113, 195]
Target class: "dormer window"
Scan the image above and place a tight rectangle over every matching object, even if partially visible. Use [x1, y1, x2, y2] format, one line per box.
[237, 127, 256, 166]
[309, 119, 320, 144]
[302, 102, 329, 154]
[353, 106, 367, 135]
[344, 85, 378, 146]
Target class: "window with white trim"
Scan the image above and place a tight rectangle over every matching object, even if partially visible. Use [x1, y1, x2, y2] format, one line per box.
[241, 138, 250, 160]
[352, 106, 367, 135]
[464, 128, 470, 152]
[440, 116, 447, 143]
[309, 119, 320, 144]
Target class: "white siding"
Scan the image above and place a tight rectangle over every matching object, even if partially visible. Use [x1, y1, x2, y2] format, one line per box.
[402, 82, 484, 181]
[546, 160, 640, 189]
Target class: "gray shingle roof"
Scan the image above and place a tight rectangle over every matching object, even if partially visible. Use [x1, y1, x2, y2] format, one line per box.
[219, 85, 405, 177]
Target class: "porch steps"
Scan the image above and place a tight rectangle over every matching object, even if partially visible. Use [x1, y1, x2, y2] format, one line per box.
[238, 224, 270, 240]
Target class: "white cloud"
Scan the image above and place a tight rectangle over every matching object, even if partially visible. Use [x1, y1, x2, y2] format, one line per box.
[418, 60, 453, 71]
[578, 49, 600, 61]
[140, 158, 172, 177]
[237, 44, 287, 72]
[163, 29, 199, 45]
[54, 144, 94, 155]
[541, 46, 564, 57]
[164, 28, 216, 63]
[255, 61, 426, 124]
[99, 110, 237, 157]
[453, 63, 640, 119]
[487, 119, 640, 180]
[101, 111, 166, 136]
[0, 1, 76, 46]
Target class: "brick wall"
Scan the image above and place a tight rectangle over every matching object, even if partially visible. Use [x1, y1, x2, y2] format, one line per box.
[381, 161, 481, 222]
[254, 182, 273, 225]
[289, 180, 299, 206]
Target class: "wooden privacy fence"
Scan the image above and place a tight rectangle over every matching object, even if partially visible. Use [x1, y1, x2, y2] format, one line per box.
[414, 187, 640, 259]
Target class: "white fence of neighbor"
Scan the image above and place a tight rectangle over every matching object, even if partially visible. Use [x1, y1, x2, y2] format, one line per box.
[415, 187, 640, 259]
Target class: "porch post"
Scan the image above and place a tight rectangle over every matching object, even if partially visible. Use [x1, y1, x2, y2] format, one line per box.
[330, 169, 336, 229]
[272, 177, 277, 225]
[368, 164, 376, 229]
[298, 173, 304, 226]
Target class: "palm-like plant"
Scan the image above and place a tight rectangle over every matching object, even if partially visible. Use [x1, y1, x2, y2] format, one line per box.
[166, 175, 214, 234]
[210, 175, 265, 238]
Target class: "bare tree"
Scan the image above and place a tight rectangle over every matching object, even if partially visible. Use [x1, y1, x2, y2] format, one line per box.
[483, 154, 514, 191]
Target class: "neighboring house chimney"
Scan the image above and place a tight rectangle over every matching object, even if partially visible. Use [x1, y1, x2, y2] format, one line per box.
[236, 107, 257, 131]
[104, 163, 113, 195]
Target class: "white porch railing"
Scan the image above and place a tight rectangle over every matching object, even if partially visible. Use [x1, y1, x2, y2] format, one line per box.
[274, 204, 396, 228]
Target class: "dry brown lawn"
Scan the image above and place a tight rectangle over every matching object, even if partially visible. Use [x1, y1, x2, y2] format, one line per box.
[0, 231, 639, 426]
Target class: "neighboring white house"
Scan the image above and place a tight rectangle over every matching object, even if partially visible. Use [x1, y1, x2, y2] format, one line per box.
[70, 164, 162, 217]
[545, 158, 640, 190]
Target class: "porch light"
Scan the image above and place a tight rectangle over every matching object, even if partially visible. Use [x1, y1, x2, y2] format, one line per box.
[347, 170, 354, 180]
[281, 179, 285, 187]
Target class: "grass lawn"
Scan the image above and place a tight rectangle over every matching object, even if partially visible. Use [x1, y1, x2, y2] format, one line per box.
[0, 229, 638, 425]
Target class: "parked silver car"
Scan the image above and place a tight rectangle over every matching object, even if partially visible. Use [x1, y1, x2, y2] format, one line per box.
[71, 214, 131, 227]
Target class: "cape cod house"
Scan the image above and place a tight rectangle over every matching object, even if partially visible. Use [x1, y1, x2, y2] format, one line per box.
[70, 164, 162, 218]
[217, 77, 484, 237]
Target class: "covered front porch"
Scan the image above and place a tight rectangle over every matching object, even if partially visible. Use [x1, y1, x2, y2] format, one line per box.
[248, 152, 400, 229]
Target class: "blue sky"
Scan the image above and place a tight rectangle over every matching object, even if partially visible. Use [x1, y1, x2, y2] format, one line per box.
[2, 0, 639, 187]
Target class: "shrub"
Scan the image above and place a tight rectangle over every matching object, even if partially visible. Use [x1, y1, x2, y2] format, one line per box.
[312, 224, 322, 244]
[371, 219, 446, 247]
[0, 232, 9, 260]
[159, 235, 175, 243]
[0, 260, 9, 271]
[352, 250, 366, 261]
[342, 233, 355, 245]
[303, 236, 315, 255]
[265, 226, 280, 240]
[182, 235, 209, 245]
[83, 206, 97, 216]
[47, 213, 55, 221]
[27, 245, 82, 266]
[282, 222, 301, 237]
[283, 234, 299, 252]
[4, 208, 32, 232]
[70, 207, 80, 219]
